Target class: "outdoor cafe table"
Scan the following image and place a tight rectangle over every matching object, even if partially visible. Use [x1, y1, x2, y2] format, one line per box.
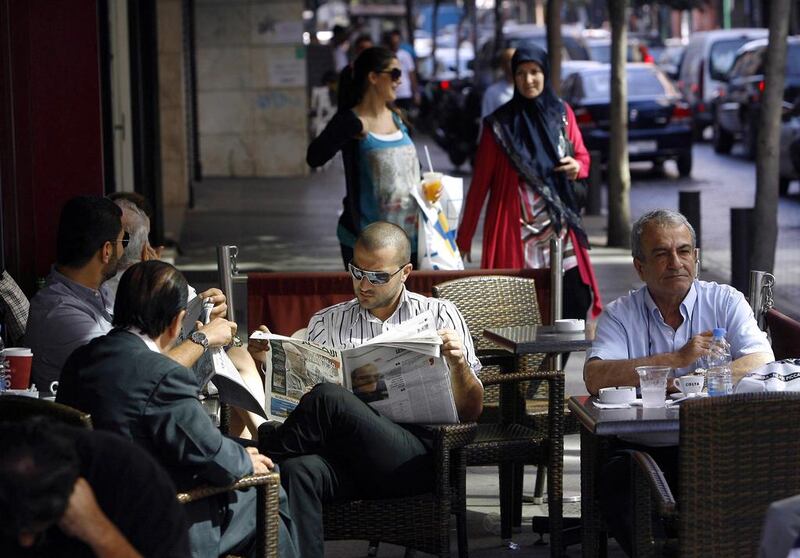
[567, 395, 681, 558]
[482, 325, 593, 550]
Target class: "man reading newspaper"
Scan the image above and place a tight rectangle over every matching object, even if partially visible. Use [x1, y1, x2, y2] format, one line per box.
[259, 307, 464, 423]
[251, 221, 484, 558]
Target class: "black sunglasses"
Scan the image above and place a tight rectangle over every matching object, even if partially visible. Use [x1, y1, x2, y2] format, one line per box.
[348, 263, 406, 285]
[109, 231, 130, 248]
[378, 68, 402, 81]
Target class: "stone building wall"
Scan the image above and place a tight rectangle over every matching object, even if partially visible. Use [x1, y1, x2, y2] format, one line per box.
[195, 0, 308, 177]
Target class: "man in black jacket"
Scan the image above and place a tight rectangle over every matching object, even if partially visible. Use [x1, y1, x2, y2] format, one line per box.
[57, 260, 298, 558]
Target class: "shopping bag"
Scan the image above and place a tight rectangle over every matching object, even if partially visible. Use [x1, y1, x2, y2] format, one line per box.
[411, 176, 465, 270]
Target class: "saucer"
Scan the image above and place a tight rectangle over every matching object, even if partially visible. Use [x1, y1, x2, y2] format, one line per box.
[670, 392, 708, 400]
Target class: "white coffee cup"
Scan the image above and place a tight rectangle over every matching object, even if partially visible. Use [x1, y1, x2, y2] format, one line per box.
[675, 374, 704, 396]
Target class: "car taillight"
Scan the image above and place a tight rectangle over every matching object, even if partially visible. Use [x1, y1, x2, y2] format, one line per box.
[574, 108, 595, 128]
[671, 103, 692, 124]
[440, 80, 450, 91]
[758, 80, 765, 93]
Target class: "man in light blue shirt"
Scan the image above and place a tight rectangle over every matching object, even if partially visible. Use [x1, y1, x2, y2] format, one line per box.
[585, 209, 774, 557]
[584, 209, 773, 395]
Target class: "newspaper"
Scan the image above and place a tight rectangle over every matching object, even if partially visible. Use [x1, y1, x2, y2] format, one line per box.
[251, 311, 459, 424]
[184, 293, 269, 418]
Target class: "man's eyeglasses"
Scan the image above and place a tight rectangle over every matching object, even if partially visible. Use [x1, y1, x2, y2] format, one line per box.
[109, 232, 130, 248]
[378, 68, 402, 82]
[348, 262, 406, 285]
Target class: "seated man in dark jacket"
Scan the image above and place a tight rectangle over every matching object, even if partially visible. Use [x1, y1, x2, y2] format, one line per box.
[0, 418, 190, 558]
[57, 260, 298, 558]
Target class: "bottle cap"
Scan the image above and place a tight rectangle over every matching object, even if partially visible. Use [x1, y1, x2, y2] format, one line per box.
[713, 327, 726, 338]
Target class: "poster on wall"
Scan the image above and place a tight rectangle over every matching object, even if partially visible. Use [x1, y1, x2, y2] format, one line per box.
[266, 47, 306, 88]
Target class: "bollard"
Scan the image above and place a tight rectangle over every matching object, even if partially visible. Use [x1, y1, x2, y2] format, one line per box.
[549, 236, 563, 324]
[216, 245, 238, 323]
[730, 208, 754, 294]
[586, 151, 603, 216]
[679, 191, 702, 269]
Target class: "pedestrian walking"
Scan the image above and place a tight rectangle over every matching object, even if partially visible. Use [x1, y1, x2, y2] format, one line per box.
[307, 47, 422, 268]
[457, 45, 602, 320]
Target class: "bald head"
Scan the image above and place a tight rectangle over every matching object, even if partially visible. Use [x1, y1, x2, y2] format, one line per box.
[355, 222, 411, 267]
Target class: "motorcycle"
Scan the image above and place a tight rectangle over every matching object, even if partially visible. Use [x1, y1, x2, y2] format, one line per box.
[420, 77, 482, 169]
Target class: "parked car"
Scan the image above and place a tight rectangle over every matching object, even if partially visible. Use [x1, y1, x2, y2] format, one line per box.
[677, 28, 768, 138]
[584, 37, 654, 64]
[780, 108, 800, 195]
[656, 37, 687, 82]
[561, 63, 694, 176]
[713, 37, 800, 173]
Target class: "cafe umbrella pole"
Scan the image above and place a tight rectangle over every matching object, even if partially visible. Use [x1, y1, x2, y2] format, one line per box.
[529, 236, 564, 506]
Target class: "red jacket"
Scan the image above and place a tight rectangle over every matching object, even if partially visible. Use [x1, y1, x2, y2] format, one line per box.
[456, 102, 603, 318]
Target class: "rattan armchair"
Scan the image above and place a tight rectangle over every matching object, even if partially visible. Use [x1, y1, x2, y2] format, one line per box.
[323, 422, 477, 558]
[433, 275, 565, 552]
[0, 393, 93, 428]
[177, 472, 282, 558]
[631, 392, 800, 558]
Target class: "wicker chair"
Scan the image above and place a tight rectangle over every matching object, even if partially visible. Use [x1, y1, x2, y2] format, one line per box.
[631, 392, 800, 558]
[177, 472, 282, 558]
[323, 422, 478, 558]
[0, 393, 92, 428]
[433, 275, 565, 553]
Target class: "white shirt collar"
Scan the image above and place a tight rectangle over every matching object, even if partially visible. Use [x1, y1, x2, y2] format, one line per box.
[125, 328, 161, 353]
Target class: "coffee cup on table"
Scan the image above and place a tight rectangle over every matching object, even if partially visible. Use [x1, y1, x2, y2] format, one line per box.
[3, 348, 33, 389]
[675, 374, 704, 396]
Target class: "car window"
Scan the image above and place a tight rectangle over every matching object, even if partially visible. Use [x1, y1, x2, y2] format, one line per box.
[788, 44, 800, 76]
[709, 38, 753, 80]
[561, 74, 576, 101]
[581, 68, 670, 100]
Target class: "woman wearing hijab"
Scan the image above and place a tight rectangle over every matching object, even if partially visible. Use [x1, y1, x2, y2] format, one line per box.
[457, 46, 602, 320]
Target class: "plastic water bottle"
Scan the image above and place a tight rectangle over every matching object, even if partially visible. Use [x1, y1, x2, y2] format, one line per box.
[0, 326, 9, 392]
[706, 328, 733, 396]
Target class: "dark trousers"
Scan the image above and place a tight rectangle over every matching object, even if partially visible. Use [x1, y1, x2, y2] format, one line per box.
[599, 441, 679, 557]
[259, 383, 434, 558]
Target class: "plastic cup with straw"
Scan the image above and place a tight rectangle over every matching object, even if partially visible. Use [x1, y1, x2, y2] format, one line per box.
[421, 145, 443, 205]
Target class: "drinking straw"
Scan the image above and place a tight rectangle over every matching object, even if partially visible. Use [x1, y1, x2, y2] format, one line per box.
[424, 145, 434, 174]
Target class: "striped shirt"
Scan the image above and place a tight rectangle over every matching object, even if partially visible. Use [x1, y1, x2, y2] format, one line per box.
[306, 287, 482, 379]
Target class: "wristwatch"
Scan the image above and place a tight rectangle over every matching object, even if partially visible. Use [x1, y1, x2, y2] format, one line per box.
[190, 331, 209, 352]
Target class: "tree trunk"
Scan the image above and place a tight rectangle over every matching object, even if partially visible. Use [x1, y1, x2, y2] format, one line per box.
[545, 0, 563, 95]
[751, 0, 791, 272]
[405, 0, 416, 61]
[607, 0, 632, 248]
[431, 0, 441, 73]
[493, 0, 503, 60]
[468, 0, 477, 52]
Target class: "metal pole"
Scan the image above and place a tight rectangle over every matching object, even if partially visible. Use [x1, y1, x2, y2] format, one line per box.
[216, 245, 238, 322]
[730, 208, 754, 294]
[549, 236, 563, 324]
[586, 150, 602, 216]
[679, 190, 702, 269]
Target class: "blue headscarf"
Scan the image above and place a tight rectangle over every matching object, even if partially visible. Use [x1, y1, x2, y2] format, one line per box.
[485, 45, 587, 247]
